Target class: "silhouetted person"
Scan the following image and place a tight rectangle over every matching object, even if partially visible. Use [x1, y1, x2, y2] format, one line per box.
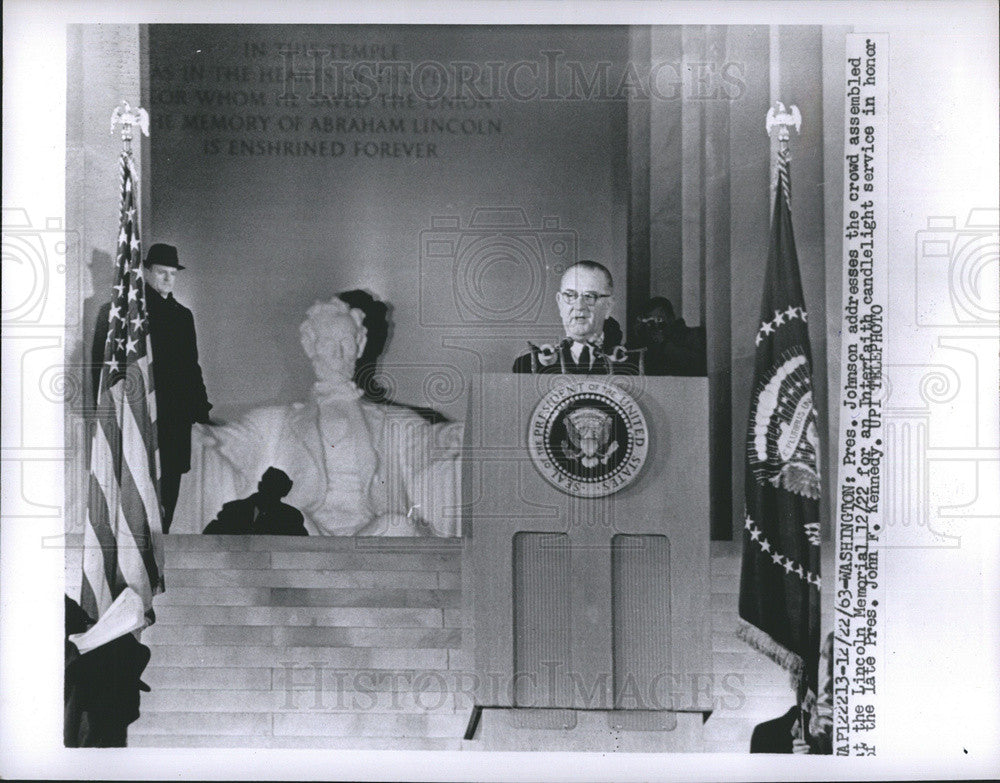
[630, 297, 707, 376]
[202, 467, 307, 535]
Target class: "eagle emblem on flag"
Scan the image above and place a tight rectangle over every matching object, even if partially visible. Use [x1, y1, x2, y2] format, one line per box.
[748, 350, 821, 500]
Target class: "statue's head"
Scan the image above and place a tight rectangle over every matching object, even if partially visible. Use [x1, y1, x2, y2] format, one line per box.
[299, 298, 368, 384]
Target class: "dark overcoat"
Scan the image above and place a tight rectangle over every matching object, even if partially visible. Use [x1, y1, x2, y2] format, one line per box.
[92, 283, 211, 475]
[749, 706, 799, 753]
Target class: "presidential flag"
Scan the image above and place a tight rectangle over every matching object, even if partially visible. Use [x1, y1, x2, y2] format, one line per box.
[738, 146, 822, 726]
[81, 154, 164, 625]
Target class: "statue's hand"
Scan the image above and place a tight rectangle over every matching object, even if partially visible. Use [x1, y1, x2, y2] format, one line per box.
[434, 422, 464, 460]
[356, 513, 419, 537]
[191, 421, 219, 447]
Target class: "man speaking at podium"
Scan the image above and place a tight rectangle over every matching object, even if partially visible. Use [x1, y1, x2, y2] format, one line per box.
[513, 260, 637, 374]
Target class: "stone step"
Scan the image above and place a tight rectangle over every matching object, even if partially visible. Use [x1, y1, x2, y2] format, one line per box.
[130, 710, 469, 739]
[139, 688, 473, 714]
[269, 551, 461, 572]
[142, 666, 477, 693]
[129, 711, 271, 737]
[154, 586, 460, 608]
[272, 666, 476, 694]
[142, 624, 274, 646]
[160, 567, 449, 589]
[129, 734, 468, 750]
[273, 626, 462, 649]
[274, 711, 469, 738]
[143, 624, 462, 649]
[159, 550, 461, 571]
[161, 534, 465, 554]
[142, 666, 273, 691]
[151, 605, 449, 627]
[710, 592, 739, 612]
[62, 532, 464, 554]
[66, 532, 472, 748]
[144, 645, 450, 669]
[711, 572, 739, 592]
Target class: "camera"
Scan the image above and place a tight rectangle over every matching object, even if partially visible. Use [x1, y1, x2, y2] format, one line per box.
[419, 207, 576, 327]
[915, 208, 998, 326]
[2, 208, 80, 326]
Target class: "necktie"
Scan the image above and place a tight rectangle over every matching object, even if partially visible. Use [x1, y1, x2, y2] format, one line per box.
[578, 344, 591, 370]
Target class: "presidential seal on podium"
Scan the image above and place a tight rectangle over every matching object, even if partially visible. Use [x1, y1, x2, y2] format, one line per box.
[527, 378, 649, 498]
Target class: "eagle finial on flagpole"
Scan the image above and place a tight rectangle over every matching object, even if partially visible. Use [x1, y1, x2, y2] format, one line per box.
[110, 100, 150, 156]
[765, 102, 801, 151]
[766, 102, 800, 202]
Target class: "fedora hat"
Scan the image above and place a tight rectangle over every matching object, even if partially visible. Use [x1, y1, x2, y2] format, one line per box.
[144, 243, 185, 270]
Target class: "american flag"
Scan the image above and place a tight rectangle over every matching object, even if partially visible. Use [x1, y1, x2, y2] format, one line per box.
[81, 154, 164, 624]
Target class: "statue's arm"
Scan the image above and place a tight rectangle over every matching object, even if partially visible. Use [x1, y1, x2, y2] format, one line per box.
[399, 419, 464, 537]
[198, 407, 283, 478]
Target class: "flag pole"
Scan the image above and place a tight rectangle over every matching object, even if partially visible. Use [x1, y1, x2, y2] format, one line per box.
[765, 100, 810, 747]
[110, 99, 149, 158]
[765, 101, 801, 204]
[81, 98, 163, 627]
[110, 99, 150, 237]
[112, 98, 164, 621]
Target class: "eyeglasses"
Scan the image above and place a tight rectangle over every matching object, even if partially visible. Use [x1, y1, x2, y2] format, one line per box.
[559, 290, 611, 306]
[638, 316, 668, 327]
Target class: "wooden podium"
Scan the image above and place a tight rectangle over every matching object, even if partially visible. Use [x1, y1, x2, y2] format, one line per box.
[464, 373, 711, 751]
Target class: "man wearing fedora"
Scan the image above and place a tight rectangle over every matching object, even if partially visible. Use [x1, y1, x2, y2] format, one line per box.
[92, 243, 213, 532]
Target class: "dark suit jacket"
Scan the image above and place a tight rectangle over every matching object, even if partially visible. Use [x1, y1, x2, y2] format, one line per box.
[92, 284, 211, 475]
[750, 706, 799, 753]
[633, 321, 708, 377]
[203, 495, 308, 536]
[64, 596, 152, 747]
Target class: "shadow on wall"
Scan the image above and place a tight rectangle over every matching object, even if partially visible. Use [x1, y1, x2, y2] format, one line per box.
[80, 248, 115, 411]
[338, 288, 450, 425]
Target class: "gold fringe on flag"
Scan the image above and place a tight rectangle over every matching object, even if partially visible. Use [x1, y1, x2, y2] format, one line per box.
[736, 618, 805, 685]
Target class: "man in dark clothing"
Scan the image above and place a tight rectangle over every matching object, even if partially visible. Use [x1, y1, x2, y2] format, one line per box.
[203, 467, 307, 535]
[750, 633, 834, 754]
[630, 296, 707, 376]
[92, 243, 212, 532]
[64, 595, 151, 747]
[750, 706, 804, 754]
[513, 261, 641, 374]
